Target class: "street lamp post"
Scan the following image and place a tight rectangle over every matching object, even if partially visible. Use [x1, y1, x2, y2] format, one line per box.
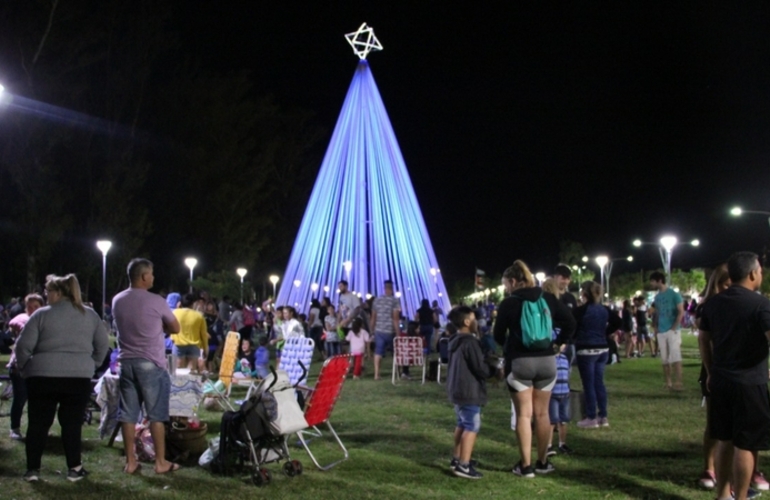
[184, 257, 197, 294]
[535, 272, 545, 286]
[595, 256, 609, 302]
[237, 268, 247, 304]
[96, 240, 112, 320]
[633, 236, 699, 286]
[343, 260, 353, 283]
[605, 256, 633, 302]
[269, 275, 280, 299]
[311, 283, 319, 299]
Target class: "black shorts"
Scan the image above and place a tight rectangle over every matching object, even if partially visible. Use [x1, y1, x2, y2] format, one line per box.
[709, 377, 770, 450]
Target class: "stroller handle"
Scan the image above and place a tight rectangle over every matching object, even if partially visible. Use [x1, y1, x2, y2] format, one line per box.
[267, 365, 279, 392]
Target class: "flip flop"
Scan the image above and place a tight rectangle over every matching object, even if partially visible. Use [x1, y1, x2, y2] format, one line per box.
[123, 463, 142, 475]
[155, 463, 180, 475]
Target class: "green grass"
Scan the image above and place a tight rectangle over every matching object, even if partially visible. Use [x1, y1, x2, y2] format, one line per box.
[0, 333, 745, 499]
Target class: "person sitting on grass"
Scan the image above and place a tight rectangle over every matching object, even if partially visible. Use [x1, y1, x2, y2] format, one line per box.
[447, 305, 493, 479]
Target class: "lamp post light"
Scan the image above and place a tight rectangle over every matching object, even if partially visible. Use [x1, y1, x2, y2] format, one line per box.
[343, 260, 353, 282]
[633, 236, 699, 285]
[269, 275, 280, 299]
[535, 272, 545, 286]
[595, 256, 609, 302]
[236, 268, 247, 303]
[730, 206, 770, 229]
[311, 283, 319, 299]
[96, 240, 112, 320]
[605, 256, 633, 302]
[294, 279, 301, 288]
[184, 257, 198, 294]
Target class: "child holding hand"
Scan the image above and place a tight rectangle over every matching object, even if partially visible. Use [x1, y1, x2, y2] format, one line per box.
[346, 317, 371, 379]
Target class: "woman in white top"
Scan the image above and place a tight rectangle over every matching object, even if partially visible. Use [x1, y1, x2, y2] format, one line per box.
[272, 306, 305, 365]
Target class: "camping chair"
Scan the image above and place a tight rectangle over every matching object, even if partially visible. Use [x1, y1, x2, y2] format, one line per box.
[392, 336, 426, 385]
[436, 336, 450, 384]
[278, 337, 314, 386]
[296, 354, 351, 470]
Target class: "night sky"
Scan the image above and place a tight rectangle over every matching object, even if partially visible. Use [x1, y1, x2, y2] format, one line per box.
[185, 2, 770, 284]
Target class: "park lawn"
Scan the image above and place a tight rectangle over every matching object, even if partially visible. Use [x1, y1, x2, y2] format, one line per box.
[0, 332, 749, 499]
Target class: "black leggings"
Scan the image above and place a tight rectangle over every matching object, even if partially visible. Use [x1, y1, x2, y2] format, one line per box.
[25, 377, 91, 471]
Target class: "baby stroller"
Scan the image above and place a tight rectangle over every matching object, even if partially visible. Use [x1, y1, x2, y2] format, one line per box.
[212, 365, 309, 486]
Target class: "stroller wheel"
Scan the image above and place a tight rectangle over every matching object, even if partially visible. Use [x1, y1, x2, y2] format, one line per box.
[251, 468, 272, 487]
[283, 461, 297, 477]
[291, 460, 303, 475]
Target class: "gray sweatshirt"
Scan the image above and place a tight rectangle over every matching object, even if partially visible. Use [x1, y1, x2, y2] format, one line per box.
[15, 300, 110, 379]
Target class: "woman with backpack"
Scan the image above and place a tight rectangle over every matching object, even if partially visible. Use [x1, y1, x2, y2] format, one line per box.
[573, 281, 622, 429]
[493, 260, 576, 478]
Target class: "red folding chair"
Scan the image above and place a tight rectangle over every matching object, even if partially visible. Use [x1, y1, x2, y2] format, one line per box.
[296, 354, 351, 470]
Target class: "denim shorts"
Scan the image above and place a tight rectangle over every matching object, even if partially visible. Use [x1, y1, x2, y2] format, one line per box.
[549, 393, 571, 424]
[173, 344, 201, 358]
[119, 358, 171, 423]
[374, 332, 394, 357]
[454, 404, 481, 433]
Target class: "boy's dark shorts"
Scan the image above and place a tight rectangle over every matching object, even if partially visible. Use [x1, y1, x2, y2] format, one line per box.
[709, 376, 770, 450]
[549, 393, 571, 424]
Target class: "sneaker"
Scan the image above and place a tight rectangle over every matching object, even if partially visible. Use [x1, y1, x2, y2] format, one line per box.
[558, 444, 574, 455]
[67, 467, 89, 482]
[400, 373, 411, 380]
[450, 457, 478, 469]
[23, 470, 39, 482]
[735, 487, 764, 499]
[754, 472, 770, 491]
[546, 445, 557, 457]
[452, 463, 483, 479]
[535, 460, 556, 474]
[512, 461, 535, 478]
[599, 417, 610, 427]
[698, 470, 716, 489]
[9, 429, 23, 441]
[577, 418, 599, 429]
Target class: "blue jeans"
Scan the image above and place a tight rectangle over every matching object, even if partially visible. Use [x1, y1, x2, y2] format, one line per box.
[577, 351, 608, 419]
[9, 368, 28, 430]
[326, 341, 341, 357]
[118, 358, 171, 423]
[420, 325, 434, 354]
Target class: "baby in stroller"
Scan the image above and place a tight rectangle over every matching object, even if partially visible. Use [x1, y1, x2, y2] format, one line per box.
[213, 366, 308, 486]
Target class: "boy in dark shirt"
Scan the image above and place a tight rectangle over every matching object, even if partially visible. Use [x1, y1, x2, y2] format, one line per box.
[447, 306, 494, 479]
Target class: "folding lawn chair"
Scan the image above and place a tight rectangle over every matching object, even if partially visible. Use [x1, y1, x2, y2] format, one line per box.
[218, 331, 242, 397]
[278, 337, 314, 386]
[296, 354, 351, 470]
[392, 336, 426, 385]
[436, 336, 450, 384]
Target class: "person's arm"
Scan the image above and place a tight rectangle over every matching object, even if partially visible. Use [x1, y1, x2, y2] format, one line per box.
[14, 312, 41, 371]
[698, 327, 713, 390]
[163, 305, 181, 334]
[369, 309, 377, 332]
[467, 338, 493, 381]
[492, 300, 510, 347]
[606, 307, 623, 335]
[674, 301, 685, 331]
[392, 307, 401, 335]
[308, 311, 316, 325]
[198, 316, 209, 353]
[92, 315, 110, 368]
[365, 332, 372, 358]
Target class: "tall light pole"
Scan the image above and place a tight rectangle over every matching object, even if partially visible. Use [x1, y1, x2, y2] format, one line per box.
[605, 256, 633, 302]
[184, 257, 197, 294]
[595, 256, 609, 302]
[269, 275, 280, 299]
[535, 272, 546, 286]
[237, 268, 247, 304]
[633, 236, 699, 286]
[730, 206, 770, 229]
[96, 240, 112, 320]
[311, 283, 319, 299]
[343, 260, 353, 282]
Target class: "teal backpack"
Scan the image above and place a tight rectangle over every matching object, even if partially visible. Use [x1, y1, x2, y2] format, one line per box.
[519, 293, 553, 350]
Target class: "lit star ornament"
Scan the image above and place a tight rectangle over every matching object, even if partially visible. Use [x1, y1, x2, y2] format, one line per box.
[344, 23, 383, 60]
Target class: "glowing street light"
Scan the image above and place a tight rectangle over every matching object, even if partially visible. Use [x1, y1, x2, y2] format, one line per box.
[269, 275, 280, 299]
[293, 279, 301, 288]
[730, 206, 770, 229]
[184, 257, 197, 294]
[343, 260, 353, 282]
[535, 272, 546, 286]
[633, 236, 699, 285]
[311, 282, 319, 299]
[96, 240, 112, 320]
[594, 256, 609, 301]
[236, 267, 247, 303]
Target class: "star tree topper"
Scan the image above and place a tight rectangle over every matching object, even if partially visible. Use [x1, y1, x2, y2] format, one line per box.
[345, 23, 383, 60]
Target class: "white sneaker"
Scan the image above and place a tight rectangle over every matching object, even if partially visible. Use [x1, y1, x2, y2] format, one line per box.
[9, 429, 23, 441]
[577, 418, 599, 429]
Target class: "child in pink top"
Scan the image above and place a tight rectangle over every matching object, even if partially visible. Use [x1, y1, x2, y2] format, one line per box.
[346, 318, 371, 379]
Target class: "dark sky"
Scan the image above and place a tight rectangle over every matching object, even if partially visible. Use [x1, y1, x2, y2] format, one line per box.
[183, 2, 770, 284]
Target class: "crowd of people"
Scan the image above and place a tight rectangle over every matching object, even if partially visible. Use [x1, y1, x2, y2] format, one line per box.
[1, 251, 769, 500]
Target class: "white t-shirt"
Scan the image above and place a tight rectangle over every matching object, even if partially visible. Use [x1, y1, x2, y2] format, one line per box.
[346, 329, 370, 355]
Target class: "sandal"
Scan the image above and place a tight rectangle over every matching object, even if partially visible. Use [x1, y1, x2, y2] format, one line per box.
[155, 462, 180, 475]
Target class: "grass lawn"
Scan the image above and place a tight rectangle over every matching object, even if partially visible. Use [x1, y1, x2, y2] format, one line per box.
[0, 332, 750, 499]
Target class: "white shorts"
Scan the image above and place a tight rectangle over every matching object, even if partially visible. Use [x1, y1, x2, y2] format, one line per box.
[657, 330, 681, 365]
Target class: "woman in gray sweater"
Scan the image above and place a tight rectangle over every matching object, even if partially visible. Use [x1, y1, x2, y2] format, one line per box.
[14, 274, 109, 483]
